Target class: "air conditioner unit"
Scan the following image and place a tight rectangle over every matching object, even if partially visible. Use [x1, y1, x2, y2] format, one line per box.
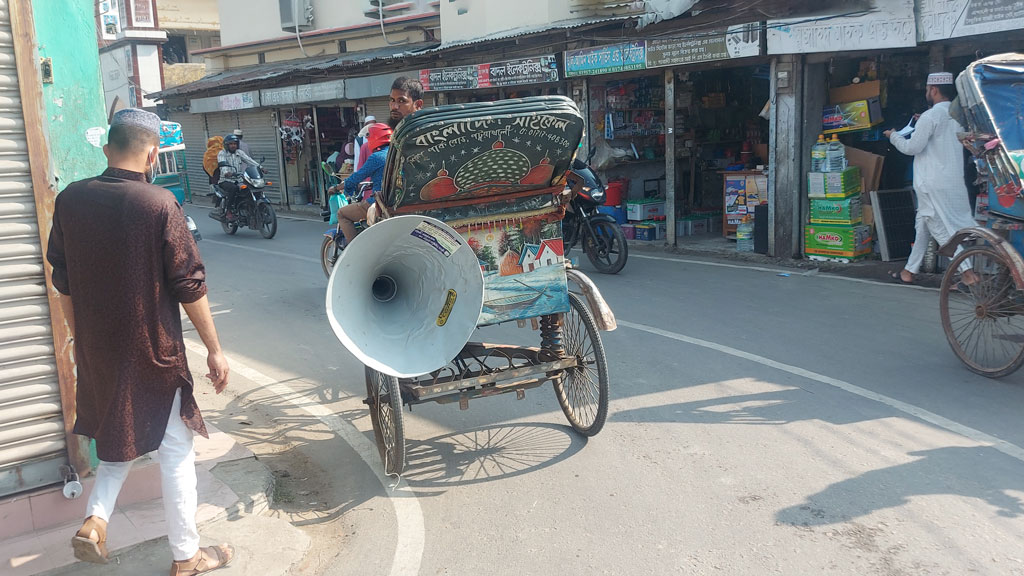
[280, 0, 314, 32]
[363, 0, 413, 17]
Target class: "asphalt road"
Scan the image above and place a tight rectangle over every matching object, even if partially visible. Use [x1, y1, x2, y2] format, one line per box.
[185, 205, 1024, 576]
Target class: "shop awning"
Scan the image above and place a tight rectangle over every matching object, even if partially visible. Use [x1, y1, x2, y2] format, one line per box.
[152, 41, 439, 100]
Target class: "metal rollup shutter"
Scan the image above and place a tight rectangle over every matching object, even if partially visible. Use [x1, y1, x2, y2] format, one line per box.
[167, 110, 210, 204]
[363, 97, 390, 124]
[0, 7, 68, 497]
[205, 112, 236, 144]
[235, 109, 283, 205]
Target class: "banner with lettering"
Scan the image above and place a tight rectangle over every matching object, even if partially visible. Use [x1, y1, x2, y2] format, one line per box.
[767, 0, 917, 54]
[646, 24, 761, 68]
[419, 55, 559, 92]
[917, 0, 1024, 42]
[564, 42, 647, 77]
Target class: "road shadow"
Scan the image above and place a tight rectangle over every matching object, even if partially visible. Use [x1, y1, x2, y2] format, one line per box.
[401, 423, 585, 488]
[777, 445, 1024, 527]
[612, 387, 875, 428]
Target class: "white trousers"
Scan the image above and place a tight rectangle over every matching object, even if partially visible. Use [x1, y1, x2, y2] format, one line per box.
[85, 389, 200, 561]
[905, 197, 967, 274]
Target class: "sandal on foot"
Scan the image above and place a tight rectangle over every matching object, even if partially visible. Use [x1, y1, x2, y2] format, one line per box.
[888, 271, 915, 285]
[170, 544, 234, 576]
[71, 516, 109, 564]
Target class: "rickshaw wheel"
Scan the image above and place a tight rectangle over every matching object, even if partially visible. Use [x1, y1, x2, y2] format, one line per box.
[365, 366, 406, 475]
[221, 220, 238, 235]
[547, 292, 609, 436]
[940, 245, 1024, 378]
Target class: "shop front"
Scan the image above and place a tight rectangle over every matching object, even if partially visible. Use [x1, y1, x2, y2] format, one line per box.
[565, 26, 770, 248]
[768, 2, 1024, 264]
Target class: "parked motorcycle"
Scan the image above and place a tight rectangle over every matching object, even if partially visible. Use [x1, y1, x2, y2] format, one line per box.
[208, 161, 278, 239]
[563, 155, 628, 274]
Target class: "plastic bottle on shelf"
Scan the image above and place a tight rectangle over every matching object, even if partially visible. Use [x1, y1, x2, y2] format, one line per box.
[736, 216, 754, 252]
[811, 134, 828, 172]
[826, 134, 847, 173]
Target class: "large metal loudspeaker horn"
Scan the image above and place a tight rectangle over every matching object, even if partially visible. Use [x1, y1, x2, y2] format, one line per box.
[326, 215, 484, 378]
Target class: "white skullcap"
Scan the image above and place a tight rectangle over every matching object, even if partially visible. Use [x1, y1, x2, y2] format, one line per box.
[364, 115, 376, 124]
[927, 72, 954, 85]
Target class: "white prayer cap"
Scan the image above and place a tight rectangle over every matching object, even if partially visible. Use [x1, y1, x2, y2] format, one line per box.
[927, 72, 954, 85]
[110, 108, 161, 137]
[363, 115, 376, 124]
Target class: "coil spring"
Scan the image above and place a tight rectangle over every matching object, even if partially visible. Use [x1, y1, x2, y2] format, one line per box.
[540, 315, 564, 357]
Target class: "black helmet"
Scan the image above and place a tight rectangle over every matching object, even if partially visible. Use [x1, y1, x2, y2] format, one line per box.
[223, 134, 240, 147]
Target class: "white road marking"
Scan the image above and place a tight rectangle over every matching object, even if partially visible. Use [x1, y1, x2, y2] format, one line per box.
[618, 319, 1024, 463]
[200, 239, 321, 264]
[182, 309, 232, 324]
[183, 339, 425, 576]
[631, 253, 936, 290]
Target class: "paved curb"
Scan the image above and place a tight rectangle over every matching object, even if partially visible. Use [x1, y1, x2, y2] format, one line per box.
[37, 456, 310, 576]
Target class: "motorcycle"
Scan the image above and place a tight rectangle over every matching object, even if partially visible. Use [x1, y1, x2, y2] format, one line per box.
[319, 181, 370, 278]
[563, 154, 628, 274]
[208, 160, 278, 239]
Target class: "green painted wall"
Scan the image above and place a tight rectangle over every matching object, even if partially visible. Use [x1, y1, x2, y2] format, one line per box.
[32, 0, 108, 191]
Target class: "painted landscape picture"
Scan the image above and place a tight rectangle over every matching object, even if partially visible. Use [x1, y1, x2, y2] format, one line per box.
[460, 216, 570, 326]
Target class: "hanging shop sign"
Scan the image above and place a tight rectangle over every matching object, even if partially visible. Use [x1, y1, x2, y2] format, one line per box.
[646, 24, 761, 68]
[766, 0, 917, 54]
[260, 79, 348, 107]
[189, 90, 258, 113]
[917, 0, 1024, 42]
[564, 42, 646, 77]
[419, 55, 560, 92]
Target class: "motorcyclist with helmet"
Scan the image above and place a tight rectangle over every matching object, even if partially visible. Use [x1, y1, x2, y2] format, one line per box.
[329, 122, 392, 245]
[216, 134, 259, 222]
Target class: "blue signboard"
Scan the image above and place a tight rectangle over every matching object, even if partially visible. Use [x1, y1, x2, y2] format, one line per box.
[564, 41, 647, 77]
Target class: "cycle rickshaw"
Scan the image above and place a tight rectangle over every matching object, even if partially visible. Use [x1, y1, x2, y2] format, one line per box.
[326, 96, 613, 474]
[939, 53, 1024, 378]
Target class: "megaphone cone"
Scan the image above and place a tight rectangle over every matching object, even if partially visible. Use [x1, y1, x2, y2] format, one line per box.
[326, 215, 484, 378]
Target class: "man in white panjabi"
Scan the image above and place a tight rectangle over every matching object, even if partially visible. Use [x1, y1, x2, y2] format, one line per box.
[884, 72, 979, 285]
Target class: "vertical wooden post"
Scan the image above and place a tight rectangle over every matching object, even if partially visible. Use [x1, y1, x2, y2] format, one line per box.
[9, 0, 91, 475]
[768, 54, 804, 258]
[664, 68, 676, 247]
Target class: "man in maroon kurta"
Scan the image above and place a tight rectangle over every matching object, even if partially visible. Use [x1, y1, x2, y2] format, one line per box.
[47, 109, 233, 575]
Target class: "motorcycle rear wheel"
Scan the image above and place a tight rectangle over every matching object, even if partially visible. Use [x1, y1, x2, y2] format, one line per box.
[221, 220, 238, 235]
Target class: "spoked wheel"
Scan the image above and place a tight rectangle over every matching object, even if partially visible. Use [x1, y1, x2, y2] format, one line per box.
[257, 203, 277, 239]
[940, 245, 1024, 378]
[548, 292, 609, 436]
[584, 221, 628, 274]
[365, 366, 406, 475]
[221, 220, 238, 235]
[320, 234, 343, 278]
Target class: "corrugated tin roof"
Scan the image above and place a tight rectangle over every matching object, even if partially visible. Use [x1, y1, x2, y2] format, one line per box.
[419, 15, 633, 53]
[154, 42, 439, 99]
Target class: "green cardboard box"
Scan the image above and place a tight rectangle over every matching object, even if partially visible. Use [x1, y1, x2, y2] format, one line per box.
[810, 196, 863, 225]
[804, 224, 872, 259]
[808, 166, 861, 199]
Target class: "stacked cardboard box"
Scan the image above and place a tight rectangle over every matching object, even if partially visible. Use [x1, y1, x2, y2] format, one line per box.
[806, 165, 871, 261]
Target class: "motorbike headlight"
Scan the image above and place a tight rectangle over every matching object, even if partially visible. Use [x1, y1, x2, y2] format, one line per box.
[251, 178, 265, 187]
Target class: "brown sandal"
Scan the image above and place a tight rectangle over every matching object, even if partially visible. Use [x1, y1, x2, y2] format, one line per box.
[170, 544, 234, 576]
[71, 516, 109, 564]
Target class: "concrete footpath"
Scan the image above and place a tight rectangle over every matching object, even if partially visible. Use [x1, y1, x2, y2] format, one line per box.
[0, 349, 310, 576]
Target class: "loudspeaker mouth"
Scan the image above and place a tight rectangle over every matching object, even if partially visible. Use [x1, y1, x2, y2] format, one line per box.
[372, 275, 398, 303]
